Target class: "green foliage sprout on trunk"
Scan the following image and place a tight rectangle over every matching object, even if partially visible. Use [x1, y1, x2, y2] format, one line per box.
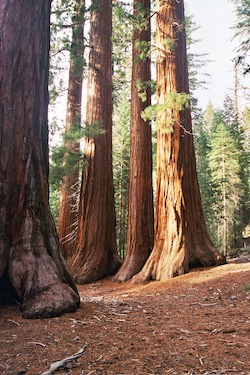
[141, 91, 190, 131]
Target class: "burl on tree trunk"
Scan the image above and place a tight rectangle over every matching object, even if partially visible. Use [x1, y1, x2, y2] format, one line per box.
[69, 0, 121, 284]
[113, 0, 154, 282]
[0, 0, 79, 318]
[132, 0, 225, 284]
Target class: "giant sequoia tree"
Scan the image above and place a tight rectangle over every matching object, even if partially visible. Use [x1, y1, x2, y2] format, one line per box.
[132, 0, 225, 283]
[114, 0, 154, 282]
[57, 0, 85, 261]
[69, 0, 121, 284]
[0, 0, 79, 318]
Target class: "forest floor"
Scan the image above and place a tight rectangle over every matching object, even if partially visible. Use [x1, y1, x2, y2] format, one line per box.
[0, 253, 250, 375]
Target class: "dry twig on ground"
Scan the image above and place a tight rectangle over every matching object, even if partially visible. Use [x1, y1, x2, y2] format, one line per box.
[40, 345, 87, 375]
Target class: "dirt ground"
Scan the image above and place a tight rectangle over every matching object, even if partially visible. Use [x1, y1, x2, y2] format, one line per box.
[0, 255, 250, 375]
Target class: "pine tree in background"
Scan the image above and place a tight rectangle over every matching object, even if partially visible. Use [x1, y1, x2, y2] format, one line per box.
[208, 123, 243, 255]
[185, 13, 210, 115]
[222, 95, 238, 133]
[112, 1, 132, 258]
[194, 97, 249, 252]
[113, 98, 130, 259]
[193, 111, 214, 234]
[232, 0, 250, 74]
[222, 94, 250, 237]
[242, 108, 250, 225]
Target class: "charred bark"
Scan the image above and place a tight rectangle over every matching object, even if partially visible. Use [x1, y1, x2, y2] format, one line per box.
[113, 0, 154, 282]
[0, 0, 79, 318]
[69, 0, 121, 284]
[132, 0, 225, 284]
[58, 0, 85, 261]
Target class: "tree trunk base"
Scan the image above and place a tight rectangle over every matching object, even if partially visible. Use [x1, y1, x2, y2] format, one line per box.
[4, 213, 80, 319]
[74, 258, 121, 285]
[21, 283, 79, 319]
[113, 255, 148, 282]
[131, 242, 226, 285]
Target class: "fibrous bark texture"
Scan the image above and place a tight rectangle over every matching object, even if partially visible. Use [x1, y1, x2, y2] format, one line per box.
[69, 0, 121, 284]
[58, 0, 85, 261]
[0, 0, 80, 318]
[132, 0, 225, 284]
[113, 0, 154, 282]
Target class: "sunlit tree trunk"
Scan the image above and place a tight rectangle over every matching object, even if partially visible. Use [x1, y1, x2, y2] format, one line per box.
[133, 0, 225, 283]
[0, 0, 79, 317]
[69, 0, 121, 284]
[114, 0, 154, 282]
[58, 0, 85, 261]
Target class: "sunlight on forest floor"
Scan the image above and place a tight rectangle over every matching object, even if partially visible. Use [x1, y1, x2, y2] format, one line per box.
[1, 254, 249, 375]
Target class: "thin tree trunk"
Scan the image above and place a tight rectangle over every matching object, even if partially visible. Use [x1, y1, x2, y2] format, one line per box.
[58, 0, 85, 261]
[0, 0, 79, 318]
[113, 0, 154, 282]
[234, 62, 240, 130]
[222, 145, 227, 257]
[69, 0, 121, 284]
[132, 0, 225, 284]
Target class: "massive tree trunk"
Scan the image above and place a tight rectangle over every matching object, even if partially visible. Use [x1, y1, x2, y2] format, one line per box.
[0, 0, 80, 318]
[69, 0, 121, 284]
[132, 0, 226, 284]
[58, 0, 85, 261]
[113, 0, 154, 282]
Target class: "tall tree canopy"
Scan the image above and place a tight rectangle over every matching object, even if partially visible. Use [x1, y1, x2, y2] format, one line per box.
[0, 0, 79, 318]
[132, 0, 225, 283]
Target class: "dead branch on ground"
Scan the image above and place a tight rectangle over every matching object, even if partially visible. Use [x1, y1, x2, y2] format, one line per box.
[40, 345, 87, 375]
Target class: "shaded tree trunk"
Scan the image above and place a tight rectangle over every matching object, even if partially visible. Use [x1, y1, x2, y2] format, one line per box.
[69, 0, 121, 284]
[113, 0, 154, 282]
[58, 0, 85, 261]
[0, 0, 79, 318]
[132, 0, 225, 283]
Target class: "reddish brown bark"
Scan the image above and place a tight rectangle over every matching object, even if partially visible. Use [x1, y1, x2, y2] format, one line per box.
[0, 0, 79, 318]
[132, 0, 225, 283]
[58, 0, 85, 261]
[113, 0, 154, 282]
[69, 0, 121, 284]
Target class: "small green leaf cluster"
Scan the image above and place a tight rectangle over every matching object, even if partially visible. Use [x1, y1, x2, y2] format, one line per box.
[50, 121, 104, 189]
[141, 91, 190, 131]
[244, 284, 250, 292]
[132, 2, 151, 32]
[136, 79, 153, 102]
[162, 37, 176, 52]
[134, 40, 151, 62]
